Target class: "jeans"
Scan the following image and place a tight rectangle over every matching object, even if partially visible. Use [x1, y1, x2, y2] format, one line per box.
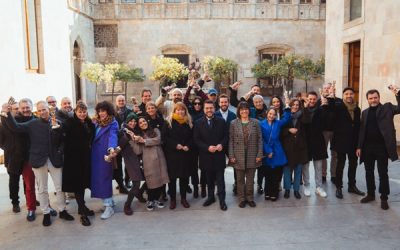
[283, 164, 302, 192]
[103, 197, 114, 207]
[303, 160, 323, 188]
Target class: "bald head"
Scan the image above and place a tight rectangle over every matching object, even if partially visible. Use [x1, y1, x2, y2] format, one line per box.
[116, 95, 126, 109]
[60, 97, 72, 112]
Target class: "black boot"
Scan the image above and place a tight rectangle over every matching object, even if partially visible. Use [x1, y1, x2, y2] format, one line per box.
[348, 185, 365, 196]
[336, 188, 343, 199]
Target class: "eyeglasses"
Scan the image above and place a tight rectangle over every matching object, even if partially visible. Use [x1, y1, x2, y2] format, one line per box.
[194, 103, 202, 106]
[48, 101, 56, 104]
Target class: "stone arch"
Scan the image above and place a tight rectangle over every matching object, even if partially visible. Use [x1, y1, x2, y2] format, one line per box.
[72, 36, 85, 103]
[256, 43, 295, 56]
[160, 44, 193, 55]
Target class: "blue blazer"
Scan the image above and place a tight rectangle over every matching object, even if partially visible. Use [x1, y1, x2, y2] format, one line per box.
[215, 110, 237, 126]
[260, 109, 291, 168]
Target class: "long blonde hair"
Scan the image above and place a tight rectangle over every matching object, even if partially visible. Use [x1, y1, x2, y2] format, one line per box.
[166, 102, 193, 128]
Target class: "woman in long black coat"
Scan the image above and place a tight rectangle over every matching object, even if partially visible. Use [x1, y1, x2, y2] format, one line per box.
[62, 101, 95, 226]
[119, 113, 145, 215]
[163, 102, 195, 209]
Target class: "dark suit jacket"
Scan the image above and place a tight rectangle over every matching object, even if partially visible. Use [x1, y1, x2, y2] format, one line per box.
[358, 94, 400, 162]
[2, 113, 63, 168]
[215, 109, 236, 126]
[193, 116, 228, 171]
[329, 98, 361, 155]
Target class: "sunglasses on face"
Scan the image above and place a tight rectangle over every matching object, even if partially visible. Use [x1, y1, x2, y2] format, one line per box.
[194, 102, 202, 106]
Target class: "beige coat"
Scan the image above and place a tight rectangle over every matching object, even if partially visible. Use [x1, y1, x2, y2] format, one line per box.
[130, 128, 169, 189]
[228, 118, 263, 170]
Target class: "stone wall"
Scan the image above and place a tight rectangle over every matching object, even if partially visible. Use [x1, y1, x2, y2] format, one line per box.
[325, 0, 400, 138]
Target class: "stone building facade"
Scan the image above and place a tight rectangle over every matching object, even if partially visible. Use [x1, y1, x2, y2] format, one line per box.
[324, 0, 400, 138]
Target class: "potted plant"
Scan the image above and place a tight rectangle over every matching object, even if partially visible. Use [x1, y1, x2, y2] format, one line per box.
[203, 56, 238, 91]
[150, 56, 189, 88]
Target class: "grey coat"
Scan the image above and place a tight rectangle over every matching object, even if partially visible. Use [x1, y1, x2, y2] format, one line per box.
[130, 128, 169, 189]
[358, 94, 400, 162]
[228, 118, 263, 170]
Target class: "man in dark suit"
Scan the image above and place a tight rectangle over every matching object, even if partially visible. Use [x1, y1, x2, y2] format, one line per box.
[328, 87, 365, 199]
[357, 87, 400, 210]
[115, 95, 131, 193]
[215, 94, 237, 194]
[194, 100, 229, 211]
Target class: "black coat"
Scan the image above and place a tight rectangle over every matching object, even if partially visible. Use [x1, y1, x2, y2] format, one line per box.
[329, 98, 361, 155]
[305, 106, 328, 161]
[118, 125, 144, 182]
[193, 116, 228, 171]
[281, 110, 311, 167]
[163, 120, 195, 179]
[358, 94, 400, 162]
[0, 115, 33, 174]
[146, 114, 165, 131]
[116, 107, 132, 127]
[2, 113, 63, 168]
[61, 115, 95, 192]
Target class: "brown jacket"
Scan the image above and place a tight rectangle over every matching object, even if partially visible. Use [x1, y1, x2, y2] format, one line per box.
[130, 128, 169, 189]
[228, 118, 263, 170]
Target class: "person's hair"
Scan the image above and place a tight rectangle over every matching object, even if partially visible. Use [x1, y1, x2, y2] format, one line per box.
[342, 87, 355, 94]
[307, 91, 318, 97]
[251, 84, 260, 90]
[204, 99, 214, 106]
[36, 100, 48, 109]
[322, 82, 332, 88]
[166, 102, 193, 128]
[289, 98, 302, 109]
[295, 92, 302, 98]
[19, 98, 33, 107]
[236, 101, 250, 119]
[265, 107, 277, 117]
[95, 101, 115, 116]
[75, 101, 88, 111]
[137, 116, 157, 138]
[366, 89, 380, 98]
[219, 93, 230, 102]
[252, 95, 264, 102]
[141, 88, 152, 97]
[61, 97, 71, 103]
[46, 96, 56, 102]
[269, 95, 283, 116]
[191, 96, 203, 106]
[145, 101, 157, 110]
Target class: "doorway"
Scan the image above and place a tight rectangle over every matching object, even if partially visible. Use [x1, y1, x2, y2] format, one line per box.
[348, 41, 361, 102]
[73, 41, 82, 102]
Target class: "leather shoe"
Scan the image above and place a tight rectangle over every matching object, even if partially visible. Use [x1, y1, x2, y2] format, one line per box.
[12, 204, 21, 213]
[169, 200, 176, 210]
[124, 203, 133, 216]
[181, 199, 190, 208]
[248, 201, 256, 207]
[381, 200, 389, 210]
[257, 185, 263, 195]
[80, 216, 91, 226]
[238, 201, 246, 208]
[43, 214, 51, 227]
[203, 198, 216, 207]
[348, 186, 365, 196]
[284, 190, 290, 199]
[336, 188, 343, 199]
[186, 185, 193, 194]
[360, 195, 375, 203]
[220, 202, 228, 211]
[59, 210, 74, 221]
[294, 191, 301, 199]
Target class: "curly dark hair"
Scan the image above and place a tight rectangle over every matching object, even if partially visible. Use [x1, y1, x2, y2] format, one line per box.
[236, 101, 250, 119]
[269, 95, 284, 117]
[95, 101, 115, 117]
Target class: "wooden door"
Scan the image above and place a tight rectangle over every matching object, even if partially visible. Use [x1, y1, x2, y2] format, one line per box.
[348, 41, 361, 102]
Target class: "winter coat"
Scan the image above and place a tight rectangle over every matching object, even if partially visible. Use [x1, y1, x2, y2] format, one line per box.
[91, 118, 119, 199]
[260, 109, 291, 168]
[305, 106, 329, 161]
[61, 114, 95, 192]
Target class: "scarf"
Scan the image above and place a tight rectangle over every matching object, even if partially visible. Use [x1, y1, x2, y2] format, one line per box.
[291, 110, 302, 127]
[344, 101, 357, 121]
[172, 113, 187, 125]
[95, 115, 113, 127]
[308, 106, 318, 120]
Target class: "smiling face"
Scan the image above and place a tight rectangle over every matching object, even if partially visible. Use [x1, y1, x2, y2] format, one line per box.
[98, 109, 108, 121]
[204, 102, 215, 118]
[138, 117, 148, 130]
[116, 96, 126, 109]
[75, 108, 87, 121]
[37, 102, 50, 120]
[19, 101, 32, 117]
[219, 97, 229, 112]
[253, 97, 264, 110]
[367, 92, 380, 107]
[343, 89, 355, 104]
[239, 108, 249, 120]
[11, 103, 19, 117]
[271, 97, 281, 109]
[307, 94, 318, 108]
[61, 98, 72, 112]
[142, 91, 152, 104]
[127, 119, 136, 129]
[146, 104, 157, 117]
[174, 106, 186, 118]
[172, 91, 183, 103]
[266, 109, 276, 122]
[193, 99, 202, 111]
[251, 86, 261, 95]
[291, 100, 300, 113]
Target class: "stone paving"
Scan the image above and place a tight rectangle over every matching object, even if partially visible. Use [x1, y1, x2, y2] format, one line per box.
[0, 161, 399, 250]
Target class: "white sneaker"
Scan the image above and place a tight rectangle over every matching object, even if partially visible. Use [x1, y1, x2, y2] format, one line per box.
[146, 201, 154, 211]
[316, 187, 327, 198]
[304, 187, 311, 197]
[101, 206, 114, 220]
[155, 200, 165, 209]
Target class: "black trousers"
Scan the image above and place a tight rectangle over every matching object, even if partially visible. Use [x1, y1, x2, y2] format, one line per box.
[336, 152, 358, 189]
[206, 168, 226, 202]
[148, 187, 162, 201]
[264, 167, 282, 198]
[8, 172, 20, 205]
[74, 189, 87, 215]
[113, 155, 129, 185]
[169, 177, 189, 200]
[191, 169, 206, 187]
[257, 166, 264, 187]
[363, 144, 390, 201]
[126, 181, 141, 205]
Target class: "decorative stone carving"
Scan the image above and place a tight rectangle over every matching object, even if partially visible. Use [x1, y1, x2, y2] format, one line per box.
[94, 24, 118, 48]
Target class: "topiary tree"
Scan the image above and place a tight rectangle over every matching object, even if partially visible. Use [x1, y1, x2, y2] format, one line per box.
[268, 54, 301, 97]
[203, 56, 238, 90]
[80, 62, 105, 104]
[150, 56, 189, 88]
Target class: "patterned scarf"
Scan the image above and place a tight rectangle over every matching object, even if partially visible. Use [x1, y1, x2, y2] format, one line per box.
[344, 101, 357, 121]
[95, 115, 113, 127]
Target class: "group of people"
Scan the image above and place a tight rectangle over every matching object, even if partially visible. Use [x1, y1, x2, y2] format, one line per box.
[1, 76, 399, 228]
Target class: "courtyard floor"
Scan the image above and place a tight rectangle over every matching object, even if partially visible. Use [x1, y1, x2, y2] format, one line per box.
[0, 160, 399, 250]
